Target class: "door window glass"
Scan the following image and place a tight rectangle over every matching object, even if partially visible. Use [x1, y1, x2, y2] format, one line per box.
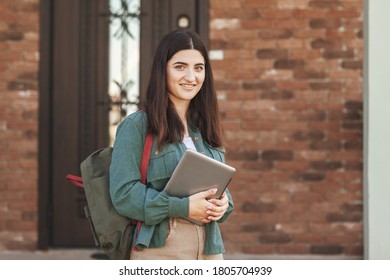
[108, 0, 140, 146]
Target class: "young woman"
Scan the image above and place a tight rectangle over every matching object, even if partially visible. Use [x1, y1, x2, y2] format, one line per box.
[109, 29, 234, 260]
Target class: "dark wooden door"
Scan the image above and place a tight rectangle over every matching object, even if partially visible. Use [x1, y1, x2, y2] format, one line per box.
[39, 0, 208, 248]
[50, 0, 110, 247]
[39, 0, 110, 247]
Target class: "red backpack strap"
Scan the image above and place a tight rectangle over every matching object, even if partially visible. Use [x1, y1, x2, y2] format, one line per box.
[133, 133, 153, 251]
[66, 174, 84, 188]
[140, 133, 153, 184]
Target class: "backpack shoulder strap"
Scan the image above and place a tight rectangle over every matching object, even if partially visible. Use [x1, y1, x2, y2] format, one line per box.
[140, 133, 153, 184]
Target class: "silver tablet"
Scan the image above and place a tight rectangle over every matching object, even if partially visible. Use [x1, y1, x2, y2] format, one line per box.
[164, 149, 236, 199]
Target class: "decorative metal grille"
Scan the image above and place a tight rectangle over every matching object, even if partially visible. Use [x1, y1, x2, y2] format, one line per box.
[106, 0, 140, 145]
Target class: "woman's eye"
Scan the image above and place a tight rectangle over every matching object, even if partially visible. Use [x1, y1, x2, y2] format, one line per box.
[195, 66, 204, 72]
[175, 65, 185, 70]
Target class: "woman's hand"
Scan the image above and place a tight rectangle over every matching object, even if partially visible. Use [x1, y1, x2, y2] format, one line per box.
[188, 188, 218, 224]
[206, 191, 229, 221]
[188, 189, 229, 223]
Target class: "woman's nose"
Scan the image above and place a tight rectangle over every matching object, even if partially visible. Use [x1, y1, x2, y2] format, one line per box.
[184, 69, 195, 81]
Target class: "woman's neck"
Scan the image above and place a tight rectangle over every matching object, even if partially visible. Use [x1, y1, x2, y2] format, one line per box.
[174, 103, 189, 137]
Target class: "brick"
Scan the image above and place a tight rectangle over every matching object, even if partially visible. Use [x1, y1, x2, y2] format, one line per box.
[258, 28, 292, 39]
[327, 212, 362, 223]
[343, 140, 363, 150]
[294, 69, 326, 79]
[293, 9, 327, 19]
[211, 39, 242, 49]
[357, 29, 363, 38]
[260, 90, 293, 100]
[210, 0, 242, 8]
[293, 172, 325, 182]
[244, 39, 277, 50]
[242, 161, 273, 171]
[257, 49, 288, 59]
[311, 38, 338, 49]
[341, 60, 362, 69]
[274, 19, 308, 29]
[6, 221, 37, 232]
[278, 245, 310, 254]
[325, 234, 362, 244]
[242, 202, 276, 213]
[241, 19, 273, 29]
[214, 80, 240, 90]
[274, 59, 305, 69]
[290, 49, 322, 59]
[212, 10, 259, 20]
[277, 0, 308, 9]
[279, 183, 311, 193]
[341, 111, 362, 121]
[310, 141, 341, 151]
[291, 131, 325, 141]
[262, 150, 293, 161]
[210, 18, 241, 31]
[310, 245, 343, 255]
[342, 203, 363, 212]
[276, 80, 309, 90]
[309, 1, 342, 9]
[323, 50, 355, 59]
[242, 223, 276, 233]
[345, 161, 362, 171]
[278, 38, 305, 49]
[309, 19, 342, 29]
[0, 31, 24, 41]
[277, 223, 308, 234]
[294, 234, 325, 243]
[224, 30, 258, 40]
[311, 161, 343, 171]
[7, 80, 37, 90]
[227, 150, 259, 161]
[344, 100, 363, 111]
[309, 82, 342, 90]
[328, 10, 361, 19]
[223, 232, 259, 244]
[259, 233, 292, 244]
[297, 110, 326, 121]
[326, 192, 362, 204]
[242, 0, 276, 9]
[242, 244, 275, 254]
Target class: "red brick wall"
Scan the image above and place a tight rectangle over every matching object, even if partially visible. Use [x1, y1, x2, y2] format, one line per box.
[0, 0, 40, 250]
[211, 0, 363, 257]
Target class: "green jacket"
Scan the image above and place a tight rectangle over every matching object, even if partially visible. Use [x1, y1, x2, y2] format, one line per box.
[109, 111, 234, 255]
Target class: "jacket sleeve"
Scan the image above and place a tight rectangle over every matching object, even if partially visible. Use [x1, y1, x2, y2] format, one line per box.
[109, 116, 189, 226]
[217, 187, 234, 223]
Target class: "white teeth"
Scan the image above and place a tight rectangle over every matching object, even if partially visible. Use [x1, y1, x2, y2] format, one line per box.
[181, 84, 195, 88]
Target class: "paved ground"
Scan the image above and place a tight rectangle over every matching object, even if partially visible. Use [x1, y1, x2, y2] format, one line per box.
[0, 249, 362, 260]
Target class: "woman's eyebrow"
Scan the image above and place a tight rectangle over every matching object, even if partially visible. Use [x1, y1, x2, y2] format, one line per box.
[173, 61, 205, 66]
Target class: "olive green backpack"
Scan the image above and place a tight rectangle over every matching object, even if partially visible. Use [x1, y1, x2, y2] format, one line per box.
[66, 134, 152, 259]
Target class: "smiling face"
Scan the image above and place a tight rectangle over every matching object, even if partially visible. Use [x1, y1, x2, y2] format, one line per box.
[166, 49, 205, 109]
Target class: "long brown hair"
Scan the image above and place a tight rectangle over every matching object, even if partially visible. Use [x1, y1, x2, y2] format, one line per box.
[143, 29, 223, 148]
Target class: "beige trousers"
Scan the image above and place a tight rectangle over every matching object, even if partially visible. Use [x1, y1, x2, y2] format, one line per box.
[130, 217, 223, 260]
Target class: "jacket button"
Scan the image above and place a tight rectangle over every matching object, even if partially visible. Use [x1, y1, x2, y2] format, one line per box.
[155, 150, 159, 156]
[201, 151, 205, 155]
[194, 137, 199, 142]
